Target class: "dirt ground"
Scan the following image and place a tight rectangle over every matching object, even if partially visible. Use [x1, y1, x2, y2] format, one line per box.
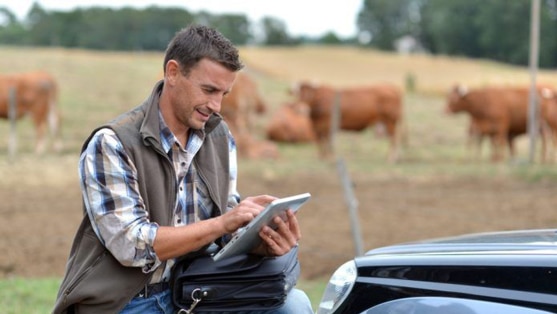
[2, 46, 557, 287]
[2, 156, 557, 281]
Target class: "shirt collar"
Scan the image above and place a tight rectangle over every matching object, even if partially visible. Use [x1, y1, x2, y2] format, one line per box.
[158, 111, 205, 155]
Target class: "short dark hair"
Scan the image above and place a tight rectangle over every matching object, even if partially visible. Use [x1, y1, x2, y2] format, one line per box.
[163, 24, 244, 76]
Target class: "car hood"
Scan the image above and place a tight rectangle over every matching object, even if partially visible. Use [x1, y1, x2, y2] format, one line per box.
[363, 229, 557, 257]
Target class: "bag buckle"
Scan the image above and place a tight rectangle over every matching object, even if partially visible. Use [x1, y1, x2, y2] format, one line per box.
[178, 288, 207, 314]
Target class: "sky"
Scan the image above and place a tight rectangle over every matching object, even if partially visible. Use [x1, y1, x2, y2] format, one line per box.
[2, 0, 362, 38]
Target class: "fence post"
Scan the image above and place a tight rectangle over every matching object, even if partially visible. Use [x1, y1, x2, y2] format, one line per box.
[528, 0, 540, 163]
[8, 86, 17, 161]
[330, 91, 341, 156]
[336, 157, 365, 257]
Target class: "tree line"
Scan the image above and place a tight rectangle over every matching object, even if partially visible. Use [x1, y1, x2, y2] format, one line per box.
[1, 0, 557, 68]
[359, 0, 557, 68]
[0, 2, 307, 50]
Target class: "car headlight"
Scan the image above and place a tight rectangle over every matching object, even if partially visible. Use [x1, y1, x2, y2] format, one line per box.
[316, 260, 357, 314]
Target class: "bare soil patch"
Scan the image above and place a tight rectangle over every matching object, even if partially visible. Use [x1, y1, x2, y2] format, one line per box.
[2, 157, 556, 280]
[1, 46, 557, 282]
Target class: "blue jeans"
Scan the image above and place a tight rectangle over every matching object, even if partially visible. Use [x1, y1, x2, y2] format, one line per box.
[120, 288, 314, 314]
[120, 289, 174, 314]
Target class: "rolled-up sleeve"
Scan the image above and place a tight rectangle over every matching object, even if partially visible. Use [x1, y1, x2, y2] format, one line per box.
[79, 128, 161, 272]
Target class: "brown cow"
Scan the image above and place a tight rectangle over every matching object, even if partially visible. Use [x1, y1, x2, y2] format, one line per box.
[291, 81, 404, 162]
[446, 85, 548, 162]
[0, 71, 62, 154]
[221, 71, 266, 136]
[227, 117, 279, 160]
[233, 130, 279, 160]
[220, 71, 277, 159]
[266, 101, 316, 143]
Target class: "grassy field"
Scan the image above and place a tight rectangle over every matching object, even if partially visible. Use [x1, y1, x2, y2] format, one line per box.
[0, 277, 326, 313]
[1, 45, 557, 156]
[1, 45, 557, 313]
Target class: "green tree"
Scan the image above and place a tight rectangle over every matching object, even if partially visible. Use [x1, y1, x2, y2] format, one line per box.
[26, 3, 64, 46]
[0, 7, 26, 45]
[0, 6, 17, 25]
[202, 13, 252, 45]
[260, 16, 294, 46]
[133, 7, 195, 50]
[318, 31, 343, 45]
[540, 0, 557, 67]
[357, 0, 423, 50]
[1, 4, 286, 50]
[419, 0, 484, 56]
[419, 0, 557, 67]
[476, 0, 531, 65]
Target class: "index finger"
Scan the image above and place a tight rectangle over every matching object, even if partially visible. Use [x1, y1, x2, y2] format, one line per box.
[250, 194, 278, 207]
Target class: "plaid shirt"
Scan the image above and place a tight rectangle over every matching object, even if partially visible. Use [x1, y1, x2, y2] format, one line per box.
[79, 112, 239, 283]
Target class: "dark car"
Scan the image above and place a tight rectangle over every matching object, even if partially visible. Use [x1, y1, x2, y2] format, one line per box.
[316, 229, 557, 314]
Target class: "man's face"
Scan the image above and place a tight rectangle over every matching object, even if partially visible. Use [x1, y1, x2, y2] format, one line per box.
[168, 58, 237, 131]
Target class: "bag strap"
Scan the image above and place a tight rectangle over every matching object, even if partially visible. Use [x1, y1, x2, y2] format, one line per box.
[174, 242, 219, 264]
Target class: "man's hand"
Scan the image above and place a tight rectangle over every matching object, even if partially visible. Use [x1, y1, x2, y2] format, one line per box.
[219, 195, 276, 233]
[256, 209, 301, 256]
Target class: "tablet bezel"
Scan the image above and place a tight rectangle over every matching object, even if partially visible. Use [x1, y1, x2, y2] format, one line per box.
[212, 192, 311, 261]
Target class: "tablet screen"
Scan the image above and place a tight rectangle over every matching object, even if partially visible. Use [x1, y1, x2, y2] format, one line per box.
[212, 192, 311, 261]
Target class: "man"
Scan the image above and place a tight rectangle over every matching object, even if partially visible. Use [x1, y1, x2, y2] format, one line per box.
[53, 24, 313, 314]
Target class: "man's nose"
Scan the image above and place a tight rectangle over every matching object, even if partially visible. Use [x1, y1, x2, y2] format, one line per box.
[208, 95, 222, 113]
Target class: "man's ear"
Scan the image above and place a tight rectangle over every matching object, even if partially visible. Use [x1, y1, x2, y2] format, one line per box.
[165, 60, 180, 85]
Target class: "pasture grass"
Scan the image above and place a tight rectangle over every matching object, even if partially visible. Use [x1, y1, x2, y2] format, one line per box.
[0, 277, 61, 314]
[0, 277, 327, 312]
[1, 45, 557, 312]
[1, 45, 556, 160]
[240, 45, 557, 95]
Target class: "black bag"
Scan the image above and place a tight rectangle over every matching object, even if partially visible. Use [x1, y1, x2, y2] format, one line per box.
[170, 245, 300, 313]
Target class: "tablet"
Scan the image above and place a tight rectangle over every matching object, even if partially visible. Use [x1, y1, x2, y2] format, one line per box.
[212, 192, 311, 262]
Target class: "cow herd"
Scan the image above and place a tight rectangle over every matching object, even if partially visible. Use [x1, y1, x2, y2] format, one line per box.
[261, 77, 557, 164]
[2, 69, 557, 164]
[220, 73, 406, 162]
